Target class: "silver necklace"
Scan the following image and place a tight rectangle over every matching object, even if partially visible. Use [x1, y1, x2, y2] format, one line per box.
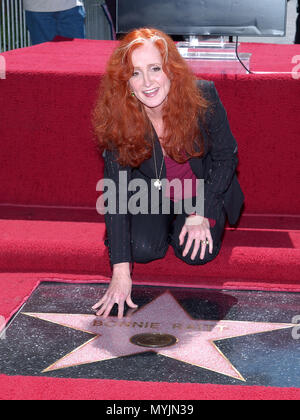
[152, 140, 165, 190]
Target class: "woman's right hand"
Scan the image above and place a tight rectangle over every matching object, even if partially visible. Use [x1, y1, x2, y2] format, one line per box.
[92, 263, 138, 319]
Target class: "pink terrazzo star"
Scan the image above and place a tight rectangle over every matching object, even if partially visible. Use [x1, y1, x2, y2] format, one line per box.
[23, 292, 295, 381]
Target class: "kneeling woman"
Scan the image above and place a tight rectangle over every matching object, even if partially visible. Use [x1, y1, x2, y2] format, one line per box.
[92, 28, 244, 318]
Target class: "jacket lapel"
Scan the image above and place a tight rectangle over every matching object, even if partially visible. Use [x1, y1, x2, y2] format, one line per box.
[188, 156, 203, 179]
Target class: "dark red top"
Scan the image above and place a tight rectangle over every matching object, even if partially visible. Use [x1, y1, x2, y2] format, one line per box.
[164, 156, 216, 228]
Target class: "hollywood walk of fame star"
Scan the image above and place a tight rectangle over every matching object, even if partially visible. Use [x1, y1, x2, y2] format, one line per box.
[22, 292, 295, 381]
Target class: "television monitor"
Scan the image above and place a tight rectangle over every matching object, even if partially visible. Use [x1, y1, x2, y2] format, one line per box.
[116, 0, 287, 37]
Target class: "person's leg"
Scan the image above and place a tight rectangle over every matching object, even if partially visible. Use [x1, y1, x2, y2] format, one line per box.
[130, 212, 175, 263]
[169, 209, 226, 265]
[56, 6, 86, 40]
[25, 11, 57, 45]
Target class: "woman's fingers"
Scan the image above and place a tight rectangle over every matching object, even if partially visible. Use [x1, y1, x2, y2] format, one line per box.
[200, 239, 207, 260]
[199, 232, 213, 260]
[117, 300, 124, 319]
[102, 300, 116, 319]
[179, 225, 187, 246]
[93, 292, 137, 319]
[182, 222, 214, 261]
[93, 293, 114, 316]
[182, 235, 194, 257]
[190, 238, 201, 260]
[207, 230, 214, 255]
[92, 272, 134, 319]
[126, 296, 138, 309]
[92, 296, 106, 311]
[94, 296, 111, 317]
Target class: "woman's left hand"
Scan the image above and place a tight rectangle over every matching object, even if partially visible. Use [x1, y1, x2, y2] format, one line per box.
[179, 216, 213, 261]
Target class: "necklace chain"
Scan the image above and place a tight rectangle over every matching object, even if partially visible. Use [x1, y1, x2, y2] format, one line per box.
[152, 139, 164, 190]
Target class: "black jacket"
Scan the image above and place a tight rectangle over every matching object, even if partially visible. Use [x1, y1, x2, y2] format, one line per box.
[103, 80, 244, 265]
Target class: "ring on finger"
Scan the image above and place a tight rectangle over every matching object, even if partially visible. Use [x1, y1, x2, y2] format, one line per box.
[201, 240, 209, 245]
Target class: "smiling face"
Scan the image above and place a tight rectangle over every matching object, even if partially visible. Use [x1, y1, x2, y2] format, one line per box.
[128, 40, 171, 118]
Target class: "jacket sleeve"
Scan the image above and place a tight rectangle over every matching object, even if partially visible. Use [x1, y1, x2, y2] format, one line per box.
[103, 149, 133, 265]
[202, 82, 239, 221]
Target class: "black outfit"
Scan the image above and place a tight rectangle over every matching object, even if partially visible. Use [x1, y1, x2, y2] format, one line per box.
[128, 201, 227, 266]
[103, 81, 244, 267]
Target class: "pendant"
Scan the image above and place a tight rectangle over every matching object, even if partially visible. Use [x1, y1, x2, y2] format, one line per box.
[154, 179, 162, 190]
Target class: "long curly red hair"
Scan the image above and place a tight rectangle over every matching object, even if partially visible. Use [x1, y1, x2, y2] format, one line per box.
[92, 28, 209, 167]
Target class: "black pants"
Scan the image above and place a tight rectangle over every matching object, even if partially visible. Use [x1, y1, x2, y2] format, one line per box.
[130, 203, 226, 266]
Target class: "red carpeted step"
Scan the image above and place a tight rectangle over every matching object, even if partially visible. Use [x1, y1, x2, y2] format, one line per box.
[0, 216, 299, 287]
[1, 41, 300, 216]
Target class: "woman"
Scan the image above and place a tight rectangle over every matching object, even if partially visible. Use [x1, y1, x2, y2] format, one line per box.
[92, 28, 244, 319]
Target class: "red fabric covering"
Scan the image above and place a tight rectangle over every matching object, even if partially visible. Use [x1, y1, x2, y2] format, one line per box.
[1, 40, 300, 214]
[0, 273, 109, 323]
[0, 214, 299, 290]
[0, 40, 299, 400]
[1, 374, 300, 400]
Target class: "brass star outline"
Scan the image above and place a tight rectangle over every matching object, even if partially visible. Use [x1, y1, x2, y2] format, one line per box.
[22, 291, 295, 381]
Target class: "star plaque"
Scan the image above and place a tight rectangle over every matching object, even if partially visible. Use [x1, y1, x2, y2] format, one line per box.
[0, 283, 299, 386]
[22, 292, 295, 381]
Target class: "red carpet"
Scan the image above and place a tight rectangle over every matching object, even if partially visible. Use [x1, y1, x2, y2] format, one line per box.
[1, 40, 300, 214]
[0, 40, 299, 400]
[1, 374, 300, 401]
[0, 210, 299, 290]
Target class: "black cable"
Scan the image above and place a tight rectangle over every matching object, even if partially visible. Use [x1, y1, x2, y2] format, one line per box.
[235, 36, 253, 74]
